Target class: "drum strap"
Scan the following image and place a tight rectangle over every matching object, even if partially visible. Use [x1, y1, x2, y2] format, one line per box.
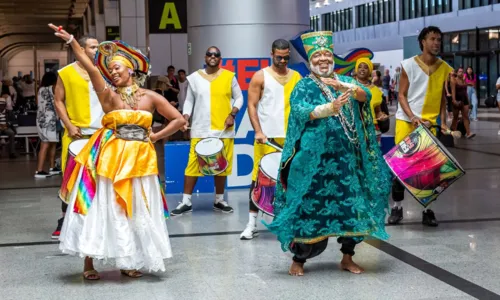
[115, 125, 149, 142]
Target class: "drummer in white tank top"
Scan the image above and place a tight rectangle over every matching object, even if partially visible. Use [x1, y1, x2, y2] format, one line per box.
[240, 39, 302, 240]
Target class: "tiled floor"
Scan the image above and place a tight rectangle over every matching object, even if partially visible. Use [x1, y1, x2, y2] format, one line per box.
[1, 108, 500, 300]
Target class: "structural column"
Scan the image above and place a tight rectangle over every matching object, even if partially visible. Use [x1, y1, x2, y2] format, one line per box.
[186, 0, 309, 188]
[187, 0, 310, 71]
[119, 0, 147, 53]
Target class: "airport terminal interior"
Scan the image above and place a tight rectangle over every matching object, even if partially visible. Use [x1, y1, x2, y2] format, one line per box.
[1, 0, 500, 299]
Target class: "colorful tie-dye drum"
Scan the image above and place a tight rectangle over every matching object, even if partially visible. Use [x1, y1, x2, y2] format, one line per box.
[252, 152, 282, 216]
[194, 138, 228, 176]
[384, 125, 465, 207]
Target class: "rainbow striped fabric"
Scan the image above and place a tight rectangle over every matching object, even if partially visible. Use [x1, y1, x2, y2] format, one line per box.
[159, 176, 170, 219]
[334, 48, 374, 75]
[73, 130, 113, 215]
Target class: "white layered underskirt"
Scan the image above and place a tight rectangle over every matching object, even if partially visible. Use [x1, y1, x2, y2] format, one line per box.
[59, 171, 172, 272]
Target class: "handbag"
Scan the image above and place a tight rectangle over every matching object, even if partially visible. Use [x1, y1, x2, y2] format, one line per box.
[378, 100, 390, 133]
[484, 96, 497, 108]
[56, 119, 63, 132]
[456, 119, 466, 137]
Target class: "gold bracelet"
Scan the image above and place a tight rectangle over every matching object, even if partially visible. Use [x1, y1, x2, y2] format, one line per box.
[149, 132, 156, 143]
[331, 102, 339, 116]
[352, 87, 358, 99]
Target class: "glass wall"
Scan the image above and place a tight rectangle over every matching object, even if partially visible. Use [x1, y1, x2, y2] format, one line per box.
[310, 15, 320, 31]
[356, 0, 396, 28]
[322, 8, 353, 32]
[494, 54, 500, 97]
[459, 0, 499, 10]
[442, 27, 500, 102]
[401, 0, 452, 20]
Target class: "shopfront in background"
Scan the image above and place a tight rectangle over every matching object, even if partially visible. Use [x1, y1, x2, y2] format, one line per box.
[441, 26, 500, 105]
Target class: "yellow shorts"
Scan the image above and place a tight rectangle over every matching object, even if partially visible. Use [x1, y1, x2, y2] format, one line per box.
[395, 119, 436, 144]
[251, 138, 285, 182]
[184, 138, 234, 177]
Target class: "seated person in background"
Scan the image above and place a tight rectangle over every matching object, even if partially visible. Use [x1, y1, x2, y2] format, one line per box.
[0, 97, 16, 159]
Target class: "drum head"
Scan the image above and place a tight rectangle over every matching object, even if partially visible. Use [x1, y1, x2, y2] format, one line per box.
[260, 152, 282, 180]
[195, 138, 224, 156]
[68, 139, 90, 156]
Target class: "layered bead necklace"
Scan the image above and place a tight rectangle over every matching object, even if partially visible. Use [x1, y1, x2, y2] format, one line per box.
[116, 83, 142, 110]
[356, 79, 372, 88]
[309, 74, 359, 147]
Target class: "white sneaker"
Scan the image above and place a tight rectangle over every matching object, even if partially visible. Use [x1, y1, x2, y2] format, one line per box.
[240, 223, 259, 240]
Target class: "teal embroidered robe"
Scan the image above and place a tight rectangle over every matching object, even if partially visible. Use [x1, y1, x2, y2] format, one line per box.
[264, 75, 392, 251]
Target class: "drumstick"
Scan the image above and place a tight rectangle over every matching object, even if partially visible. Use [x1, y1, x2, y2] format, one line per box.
[443, 129, 462, 139]
[376, 113, 394, 121]
[423, 121, 462, 139]
[217, 126, 227, 139]
[265, 140, 283, 152]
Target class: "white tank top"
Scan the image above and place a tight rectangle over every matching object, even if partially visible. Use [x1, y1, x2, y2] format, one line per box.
[257, 67, 301, 138]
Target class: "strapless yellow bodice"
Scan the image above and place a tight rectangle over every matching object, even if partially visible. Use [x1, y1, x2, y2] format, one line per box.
[101, 109, 153, 130]
[70, 110, 158, 217]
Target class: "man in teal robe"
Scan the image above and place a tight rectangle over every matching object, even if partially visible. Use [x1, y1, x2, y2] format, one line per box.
[264, 31, 391, 276]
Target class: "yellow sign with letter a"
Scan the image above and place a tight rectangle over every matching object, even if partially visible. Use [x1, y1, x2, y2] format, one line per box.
[149, 0, 187, 34]
[159, 3, 181, 30]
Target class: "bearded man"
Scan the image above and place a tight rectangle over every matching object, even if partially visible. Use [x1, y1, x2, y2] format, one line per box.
[264, 31, 391, 276]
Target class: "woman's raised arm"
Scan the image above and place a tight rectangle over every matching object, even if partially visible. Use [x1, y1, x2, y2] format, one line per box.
[48, 24, 114, 111]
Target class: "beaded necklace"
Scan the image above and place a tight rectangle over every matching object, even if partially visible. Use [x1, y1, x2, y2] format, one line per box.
[116, 83, 142, 110]
[309, 74, 359, 147]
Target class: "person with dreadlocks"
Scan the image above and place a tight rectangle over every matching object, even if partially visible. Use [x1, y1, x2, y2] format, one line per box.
[50, 24, 186, 280]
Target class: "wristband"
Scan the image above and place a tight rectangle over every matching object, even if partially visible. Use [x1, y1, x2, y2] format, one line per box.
[341, 82, 356, 90]
[311, 103, 335, 119]
[351, 87, 358, 99]
[66, 35, 74, 45]
[150, 133, 157, 144]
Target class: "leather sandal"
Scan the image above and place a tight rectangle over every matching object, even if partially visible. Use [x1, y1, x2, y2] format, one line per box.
[120, 269, 143, 278]
[83, 269, 100, 280]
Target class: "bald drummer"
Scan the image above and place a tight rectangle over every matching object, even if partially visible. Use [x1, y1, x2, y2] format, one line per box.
[172, 46, 244, 216]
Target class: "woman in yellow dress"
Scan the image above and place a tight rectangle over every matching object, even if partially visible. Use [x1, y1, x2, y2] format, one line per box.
[49, 24, 186, 280]
[355, 58, 388, 143]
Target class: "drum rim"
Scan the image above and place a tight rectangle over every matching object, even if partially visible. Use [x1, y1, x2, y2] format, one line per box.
[420, 125, 465, 172]
[250, 188, 275, 217]
[194, 137, 224, 156]
[68, 139, 90, 157]
[259, 152, 281, 181]
[384, 125, 466, 207]
[397, 172, 465, 208]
